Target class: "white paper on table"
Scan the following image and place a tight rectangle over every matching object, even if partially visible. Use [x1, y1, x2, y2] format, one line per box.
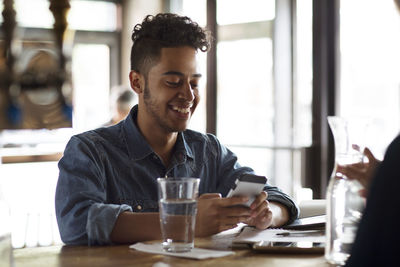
[129, 242, 235, 260]
[233, 227, 326, 244]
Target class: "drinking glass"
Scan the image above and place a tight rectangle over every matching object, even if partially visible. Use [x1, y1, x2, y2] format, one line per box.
[157, 177, 200, 252]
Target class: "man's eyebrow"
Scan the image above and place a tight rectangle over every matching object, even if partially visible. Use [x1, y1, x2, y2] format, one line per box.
[162, 71, 202, 78]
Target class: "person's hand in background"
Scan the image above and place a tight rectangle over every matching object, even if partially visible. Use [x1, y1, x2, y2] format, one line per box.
[337, 145, 381, 197]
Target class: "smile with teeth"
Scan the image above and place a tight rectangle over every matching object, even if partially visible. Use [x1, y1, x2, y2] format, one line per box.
[171, 105, 192, 114]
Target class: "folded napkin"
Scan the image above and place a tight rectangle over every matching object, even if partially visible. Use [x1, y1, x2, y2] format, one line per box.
[129, 242, 234, 260]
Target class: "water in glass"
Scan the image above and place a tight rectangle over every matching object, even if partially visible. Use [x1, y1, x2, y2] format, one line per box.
[160, 199, 197, 252]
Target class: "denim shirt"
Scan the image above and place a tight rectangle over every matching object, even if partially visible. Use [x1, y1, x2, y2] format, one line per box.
[55, 105, 299, 245]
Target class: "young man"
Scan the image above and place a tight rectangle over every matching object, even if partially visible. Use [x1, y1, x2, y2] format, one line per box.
[55, 13, 299, 245]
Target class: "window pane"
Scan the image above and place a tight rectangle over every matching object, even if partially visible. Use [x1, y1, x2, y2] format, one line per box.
[182, 0, 206, 26]
[0, 161, 62, 248]
[229, 146, 274, 179]
[294, 0, 313, 147]
[217, 38, 274, 146]
[69, 0, 118, 31]
[217, 0, 275, 25]
[1, 0, 118, 31]
[72, 44, 110, 132]
[14, 0, 54, 29]
[340, 0, 400, 158]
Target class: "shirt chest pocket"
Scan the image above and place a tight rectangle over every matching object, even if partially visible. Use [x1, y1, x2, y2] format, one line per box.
[118, 198, 159, 212]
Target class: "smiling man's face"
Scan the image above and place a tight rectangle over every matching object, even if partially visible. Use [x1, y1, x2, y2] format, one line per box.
[138, 46, 201, 133]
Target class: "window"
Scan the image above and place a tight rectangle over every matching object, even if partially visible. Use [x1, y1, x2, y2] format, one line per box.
[339, 0, 400, 159]
[1, 0, 118, 31]
[217, 38, 274, 176]
[0, 0, 121, 248]
[217, 0, 275, 25]
[171, 0, 313, 199]
[294, 0, 313, 147]
[72, 44, 111, 131]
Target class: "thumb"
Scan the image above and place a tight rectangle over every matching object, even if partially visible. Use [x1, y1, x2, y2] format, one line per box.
[199, 193, 222, 199]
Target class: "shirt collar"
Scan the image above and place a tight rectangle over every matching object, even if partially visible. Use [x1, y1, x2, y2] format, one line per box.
[122, 105, 153, 160]
[122, 105, 194, 162]
[176, 131, 194, 161]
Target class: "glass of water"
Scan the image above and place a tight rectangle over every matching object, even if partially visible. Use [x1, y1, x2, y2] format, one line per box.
[157, 177, 200, 252]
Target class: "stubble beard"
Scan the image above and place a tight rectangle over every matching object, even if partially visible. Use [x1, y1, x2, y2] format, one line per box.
[143, 85, 188, 133]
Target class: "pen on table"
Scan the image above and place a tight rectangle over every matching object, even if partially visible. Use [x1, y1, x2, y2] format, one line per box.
[276, 230, 324, 237]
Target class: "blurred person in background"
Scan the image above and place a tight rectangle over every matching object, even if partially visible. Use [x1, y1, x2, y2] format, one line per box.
[106, 86, 136, 126]
[7, 49, 71, 129]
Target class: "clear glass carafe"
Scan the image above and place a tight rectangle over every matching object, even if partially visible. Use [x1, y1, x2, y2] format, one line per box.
[325, 116, 366, 265]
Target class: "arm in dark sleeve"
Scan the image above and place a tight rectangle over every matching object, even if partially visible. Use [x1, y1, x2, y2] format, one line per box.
[209, 134, 299, 224]
[346, 135, 400, 267]
[55, 136, 132, 245]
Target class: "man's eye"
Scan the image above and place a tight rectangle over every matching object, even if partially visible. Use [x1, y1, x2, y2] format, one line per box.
[190, 83, 199, 89]
[166, 81, 180, 87]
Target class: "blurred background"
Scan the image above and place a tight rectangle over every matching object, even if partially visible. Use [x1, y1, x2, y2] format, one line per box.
[0, 0, 399, 248]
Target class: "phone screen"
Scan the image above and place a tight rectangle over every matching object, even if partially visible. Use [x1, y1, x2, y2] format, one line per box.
[227, 174, 267, 206]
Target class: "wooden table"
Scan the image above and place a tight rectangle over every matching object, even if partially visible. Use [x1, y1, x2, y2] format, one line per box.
[13, 231, 331, 267]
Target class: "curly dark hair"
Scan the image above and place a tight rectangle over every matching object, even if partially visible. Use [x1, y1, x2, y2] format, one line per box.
[130, 13, 212, 76]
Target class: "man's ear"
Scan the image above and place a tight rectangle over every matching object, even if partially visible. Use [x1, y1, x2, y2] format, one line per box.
[129, 71, 144, 94]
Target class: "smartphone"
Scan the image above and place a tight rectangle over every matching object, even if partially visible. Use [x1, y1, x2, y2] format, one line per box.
[227, 174, 267, 207]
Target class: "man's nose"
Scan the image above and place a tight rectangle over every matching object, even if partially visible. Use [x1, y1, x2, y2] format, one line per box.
[180, 82, 195, 101]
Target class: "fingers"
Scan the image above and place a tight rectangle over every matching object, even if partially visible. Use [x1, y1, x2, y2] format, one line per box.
[352, 144, 360, 152]
[218, 195, 249, 207]
[363, 147, 380, 166]
[218, 223, 238, 232]
[217, 202, 253, 226]
[229, 205, 252, 216]
[337, 163, 362, 175]
[255, 209, 273, 229]
[250, 191, 267, 209]
[363, 147, 374, 160]
[352, 144, 378, 165]
[341, 164, 365, 178]
[199, 193, 222, 199]
[250, 199, 268, 218]
[247, 208, 273, 230]
[337, 145, 379, 190]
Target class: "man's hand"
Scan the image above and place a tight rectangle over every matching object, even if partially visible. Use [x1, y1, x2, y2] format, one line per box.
[195, 193, 252, 237]
[245, 191, 273, 229]
[245, 192, 290, 229]
[336, 145, 381, 197]
[195, 192, 290, 236]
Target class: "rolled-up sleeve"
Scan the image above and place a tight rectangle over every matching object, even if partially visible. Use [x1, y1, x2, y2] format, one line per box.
[55, 136, 132, 245]
[263, 185, 299, 225]
[86, 203, 132, 245]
